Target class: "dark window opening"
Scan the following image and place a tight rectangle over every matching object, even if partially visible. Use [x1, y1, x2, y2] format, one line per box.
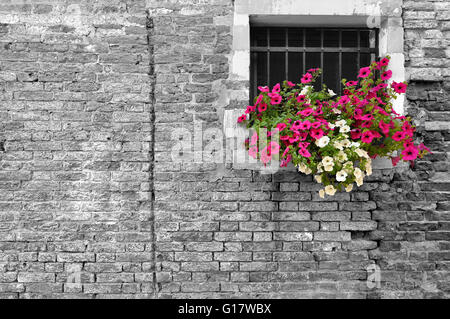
[250, 27, 379, 102]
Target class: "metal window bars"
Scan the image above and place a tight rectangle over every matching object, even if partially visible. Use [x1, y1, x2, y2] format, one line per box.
[250, 27, 379, 103]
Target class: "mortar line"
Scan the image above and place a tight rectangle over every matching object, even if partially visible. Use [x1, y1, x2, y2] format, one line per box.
[145, 9, 158, 299]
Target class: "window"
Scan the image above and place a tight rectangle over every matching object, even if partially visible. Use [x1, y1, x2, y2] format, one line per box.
[250, 27, 379, 102]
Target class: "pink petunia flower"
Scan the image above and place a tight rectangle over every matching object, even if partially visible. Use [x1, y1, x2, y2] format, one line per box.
[286, 81, 295, 87]
[245, 105, 255, 114]
[379, 57, 390, 67]
[375, 106, 389, 116]
[300, 108, 314, 117]
[256, 95, 263, 105]
[381, 70, 392, 81]
[292, 120, 302, 130]
[298, 120, 311, 131]
[276, 122, 287, 132]
[402, 146, 419, 161]
[361, 114, 374, 121]
[354, 108, 363, 120]
[403, 140, 414, 149]
[379, 120, 390, 135]
[270, 94, 282, 105]
[258, 103, 268, 112]
[310, 128, 324, 140]
[301, 73, 313, 84]
[248, 146, 258, 159]
[392, 131, 407, 141]
[282, 147, 290, 158]
[339, 95, 350, 105]
[361, 131, 374, 143]
[272, 83, 281, 93]
[269, 141, 280, 154]
[289, 135, 300, 144]
[298, 142, 310, 149]
[376, 83, 388, 90]
[298, 131, 308, 141]
[237, 114, 246, 123]
[299, 147, 311, 158]
[358, 67, 371, 78]
[297, 95, 306, 103]
[346, 81, 358, 87]
[258, 86, 269, 92]
[314, 105, 323, 116]
[250, 132, 258, 145]
[392, 81, 407, 94]
[419, 143, 431, 153]
[311, 121, 322, 129]
[260, 148, 272, 165]
[391, 156, 401, 167]
[361, 121, 373, 128]
[280, 154, 292, 167]
[370, 131, 381, 138]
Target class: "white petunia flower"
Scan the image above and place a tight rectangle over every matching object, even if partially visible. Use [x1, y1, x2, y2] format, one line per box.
[300, 86, 311, 95]
[356, 176, 364, 187]
[317, 163, 324, 173]
[325, 185, 337, 196]
[365, 160, 372, 176]
[304, 167, 312, 175]
[333, 141, 344, 151]
[354, 167, 364, 179]
[336, 170, 348, 182]
[355, 148, 369, 159]
[328, 89, 336, 97]
[340, 125, 350, 133]
[335, 120, 347, 128]
[324, 164, 334, 172]
[319, 189, 325, 198]
[350, 142, 360, 148]
[336, 150, 348, 162]
[314, 175, 322, 183]
[315, 136, 330, 148]
[298, 162, 307, 173]
[345, 184, 354, 192]
[341, 139, 351, 148]
[332, 108, 341, 114]
[322, 156, 334, 166]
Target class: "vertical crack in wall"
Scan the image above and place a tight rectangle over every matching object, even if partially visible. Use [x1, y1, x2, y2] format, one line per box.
[146, 10, 158, 299]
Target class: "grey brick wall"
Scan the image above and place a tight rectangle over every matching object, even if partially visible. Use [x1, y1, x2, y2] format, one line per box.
[0, 0, 154, 298]
[0, 0, 448, 299]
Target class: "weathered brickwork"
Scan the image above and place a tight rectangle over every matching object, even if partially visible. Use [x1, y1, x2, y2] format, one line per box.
[0, 0, 154, 298]
[0, 0, 448, 299]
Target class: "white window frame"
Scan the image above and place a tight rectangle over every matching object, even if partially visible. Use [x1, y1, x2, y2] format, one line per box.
[226, 0, 405, 170]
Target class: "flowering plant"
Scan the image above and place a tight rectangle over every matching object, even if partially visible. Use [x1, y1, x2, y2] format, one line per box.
[238, 57, 431, 197]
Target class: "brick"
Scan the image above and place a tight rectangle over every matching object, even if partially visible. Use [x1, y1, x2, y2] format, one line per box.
[174, 252, 212, 262]
[339, 202, 377, 211]
[214, 252, 252, 261]
[239, 202, 278, 212]
[312, 212, 351, 221]
[340, 221, 378, 231]
[272, 212, 311, 221]
[18, 273, 55, 283]
[279, 222, 320, 232]
[239, 222, 277, 231]
[299, 202, 338, 211]
[314, 232, 352, 242]
[181, 282, 220, 292]
[273, 232, 313, 241]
